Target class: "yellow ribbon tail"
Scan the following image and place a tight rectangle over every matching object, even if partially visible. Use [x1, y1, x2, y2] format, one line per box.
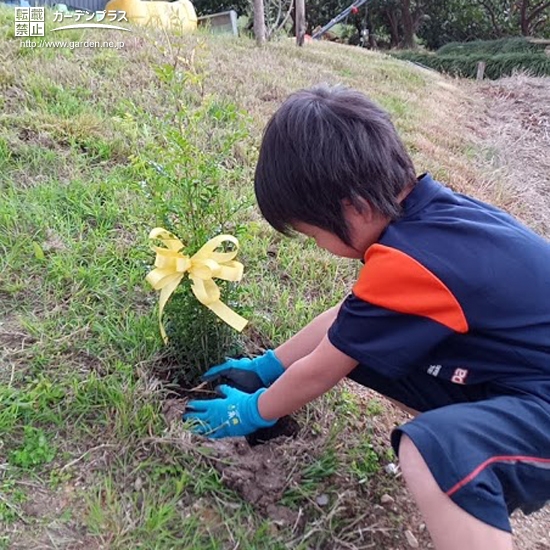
[157, 274, 184, 343]
[191, 276, 220, 304]
[191, 276, 248, 332]
[205, 300, 249, 332]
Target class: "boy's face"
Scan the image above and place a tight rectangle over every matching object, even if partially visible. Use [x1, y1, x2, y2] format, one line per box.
[293, 202, 390, 259]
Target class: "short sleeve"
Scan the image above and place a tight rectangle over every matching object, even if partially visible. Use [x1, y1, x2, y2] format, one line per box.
[328, 294, 453, 378]
[327, 243, 469, 378]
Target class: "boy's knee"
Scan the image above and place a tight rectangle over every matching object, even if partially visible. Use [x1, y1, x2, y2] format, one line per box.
[398, 434, 432, 485]
[397, 434, 447, 501]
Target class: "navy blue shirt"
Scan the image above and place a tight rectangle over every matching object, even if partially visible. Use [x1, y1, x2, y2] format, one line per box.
[328, 174, 550, 401]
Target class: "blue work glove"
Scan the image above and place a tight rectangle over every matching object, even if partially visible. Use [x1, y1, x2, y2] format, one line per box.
[201, 350, 285, 389]
[183, 385, 277, 439]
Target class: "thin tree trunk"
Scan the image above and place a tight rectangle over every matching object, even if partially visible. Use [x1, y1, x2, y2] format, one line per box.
[295, 0, 306, 46]
[253, 0, 266, 46]
[479, 0, 503, 37]
[366, 7, 377, 48]
[386, 8, 400, 48]
[401, 0, 415, 48]
[520, 0, 530, 34]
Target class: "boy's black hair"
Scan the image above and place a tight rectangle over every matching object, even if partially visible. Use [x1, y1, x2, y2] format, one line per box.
[254, 85, 417, 245]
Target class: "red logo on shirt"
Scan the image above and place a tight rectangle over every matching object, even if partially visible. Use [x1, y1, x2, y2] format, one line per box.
[451, 368, 469, 384]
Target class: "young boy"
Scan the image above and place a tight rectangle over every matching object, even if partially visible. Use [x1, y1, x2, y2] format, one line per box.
[183, 85, 550, 550]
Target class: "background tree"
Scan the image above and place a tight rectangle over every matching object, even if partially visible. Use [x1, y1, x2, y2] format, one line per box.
[193, 0, 550, 47]
[304, 0, 349, 32]
[193, 0, 251, 16]
[475, 0, 514, 36]
[367, 0, 426, 49]
[416, 0, 495, 49]
[295, 0, 306, 44]
[264, 0, 295, 39]
[514, 0, 550, 35]
[381, 0, 401, 47]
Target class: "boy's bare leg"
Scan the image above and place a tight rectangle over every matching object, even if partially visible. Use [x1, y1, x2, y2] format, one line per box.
[275, 303, 341, 368]
[399, 435, 513, 550]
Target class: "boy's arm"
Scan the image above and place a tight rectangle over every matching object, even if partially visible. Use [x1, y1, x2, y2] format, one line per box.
[274, 302, 343, 368]
[259, 334, 358, 420]
[201, 301, 343, 390]
[183, 330, 357, 439]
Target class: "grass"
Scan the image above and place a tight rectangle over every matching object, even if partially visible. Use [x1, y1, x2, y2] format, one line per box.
[0, 5, 524, 549]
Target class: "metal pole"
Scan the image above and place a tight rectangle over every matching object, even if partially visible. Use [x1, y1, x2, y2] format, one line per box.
[312, 0, 369, 40]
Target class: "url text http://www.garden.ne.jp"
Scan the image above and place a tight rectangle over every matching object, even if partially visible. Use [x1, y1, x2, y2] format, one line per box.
[18, 39, 125, 50]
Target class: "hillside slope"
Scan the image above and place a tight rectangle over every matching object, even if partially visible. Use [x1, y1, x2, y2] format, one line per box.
[1, 8, 548, 549]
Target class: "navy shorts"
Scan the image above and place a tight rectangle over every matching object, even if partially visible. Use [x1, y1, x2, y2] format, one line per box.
[348, 366, 550, 532]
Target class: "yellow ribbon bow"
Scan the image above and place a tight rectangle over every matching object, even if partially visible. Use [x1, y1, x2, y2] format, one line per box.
[145, 227, 248, 343]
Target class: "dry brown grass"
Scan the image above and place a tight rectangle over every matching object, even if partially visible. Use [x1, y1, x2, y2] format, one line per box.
[200, 39, 548, 229]
[466, 73, 550, 550]
[202, 39, 486, 188]
[466, 74, 550, 236]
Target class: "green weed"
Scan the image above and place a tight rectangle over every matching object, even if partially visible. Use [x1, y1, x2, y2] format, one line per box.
[0, 379, 65, 434]
[9, 425, 57, 468]
[349, 437, 381, 483]
[366, 399, 384, 416]
[0, 479, 27, 524]
[282, 447, 339, 507]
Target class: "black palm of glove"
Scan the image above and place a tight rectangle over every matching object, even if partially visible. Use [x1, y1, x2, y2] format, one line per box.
[215, 369, 265, 394]
[201, 351, 285, 391]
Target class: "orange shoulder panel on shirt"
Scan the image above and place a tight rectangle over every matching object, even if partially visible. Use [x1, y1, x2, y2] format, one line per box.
[352, 244, 468, 333]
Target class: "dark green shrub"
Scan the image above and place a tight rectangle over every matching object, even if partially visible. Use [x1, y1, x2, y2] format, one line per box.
[392, 50, 550, 79]
[162, 285, 245, 388]
[437, 37, 546, 56]
[134, 42, 252, 387]
[193, 0, 250, 16]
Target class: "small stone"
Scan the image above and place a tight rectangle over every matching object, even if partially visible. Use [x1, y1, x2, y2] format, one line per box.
[316, 494, 329, 506]
[405, 529, 419, 548]
[419, 523, 426, 532]
[380, 494, 395, 505]
[385, 462, 400, 475]
[134, 477, 143, 491]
